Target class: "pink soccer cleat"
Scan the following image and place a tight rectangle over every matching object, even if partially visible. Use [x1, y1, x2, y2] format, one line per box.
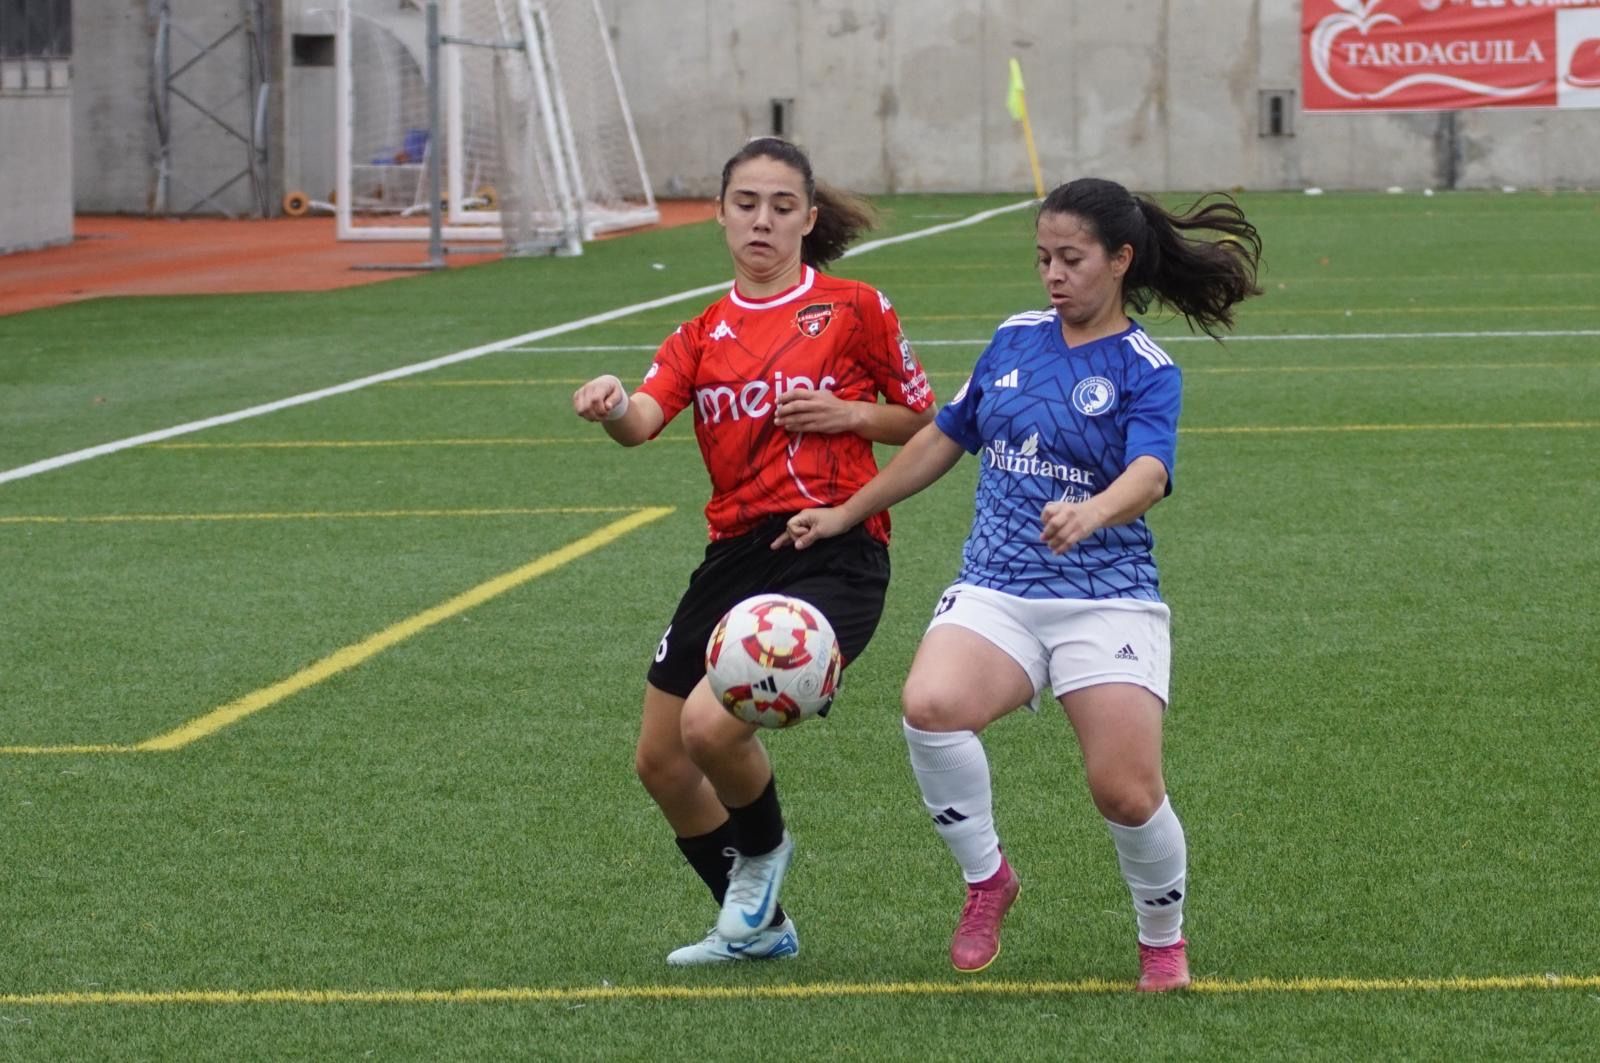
[949, 859, 1020, 973]
[1137, 938, 1191, 992]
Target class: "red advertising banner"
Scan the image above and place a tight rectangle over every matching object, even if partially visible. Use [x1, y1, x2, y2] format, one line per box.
[1302, 0, 1600, 111]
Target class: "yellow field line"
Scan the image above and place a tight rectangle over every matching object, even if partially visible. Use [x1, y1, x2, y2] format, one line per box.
[133, 507, 672, 752]
[0, 744, 133, 755]
[381, 379, 591, 387]
[902, 306, 1600, 321]
[937, 364, 1590, 380]
[145, 438, 626, 449]
[1183, 421, 1599, 435]
[4, 973, 1597, 1007]
[1184, 362, 1592, 375]
[378, 362, 1595, 389]
[854, 266, 1600, 282]
[125, 421, 1599, 454]
[0, 507, 640, 526]
[0, 507, 674, 756]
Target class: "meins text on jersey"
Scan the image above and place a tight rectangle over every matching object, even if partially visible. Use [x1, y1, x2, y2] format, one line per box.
[695, 371, 839, 424]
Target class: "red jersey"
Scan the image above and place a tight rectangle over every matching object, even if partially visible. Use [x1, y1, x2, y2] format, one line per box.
[638, 266, 934, 543]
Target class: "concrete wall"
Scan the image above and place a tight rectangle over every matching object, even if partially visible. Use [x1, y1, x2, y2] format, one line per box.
[62, 0, 1600, 211]
[0, 58, 73, 252]
[71, 1, 151, 212]
[606, 0, 1600, 195]
[280, 0, 337, 206]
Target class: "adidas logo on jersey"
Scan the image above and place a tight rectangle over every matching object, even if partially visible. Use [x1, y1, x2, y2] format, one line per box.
[1114, 644, 1139, 661]
[709, 319, 738, 341]
[993, 368, 1020, 388]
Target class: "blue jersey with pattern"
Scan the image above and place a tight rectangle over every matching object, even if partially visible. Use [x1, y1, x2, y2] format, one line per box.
[933, 311, 1181, 601]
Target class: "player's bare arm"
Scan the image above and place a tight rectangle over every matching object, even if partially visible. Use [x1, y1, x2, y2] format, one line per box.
[572, 373, 664, 446]
[775, 421, 965, 550]
[1040, 454, 1169, 554]
[772, 388, 933, 442]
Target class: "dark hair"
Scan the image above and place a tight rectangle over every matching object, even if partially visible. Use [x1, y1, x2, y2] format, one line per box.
[718, 137, 875, 268]
[1038, 178, 1263, 338]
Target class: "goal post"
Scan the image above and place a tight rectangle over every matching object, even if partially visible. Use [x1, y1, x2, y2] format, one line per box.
[334, 0, 657, 253]
[531, 0, 659, 238]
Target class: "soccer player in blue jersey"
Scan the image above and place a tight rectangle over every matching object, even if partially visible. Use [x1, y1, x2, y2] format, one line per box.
[776, 177, 1261, 991]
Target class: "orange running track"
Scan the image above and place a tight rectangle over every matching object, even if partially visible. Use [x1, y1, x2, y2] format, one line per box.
[0, 201, 715, 318]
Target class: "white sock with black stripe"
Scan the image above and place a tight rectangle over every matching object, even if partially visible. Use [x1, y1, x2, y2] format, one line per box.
[903, 720, 1002, 884]
[1105, 794, 1187, 947]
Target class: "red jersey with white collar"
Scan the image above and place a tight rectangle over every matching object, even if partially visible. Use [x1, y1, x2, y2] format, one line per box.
[638, 266, 934, 543]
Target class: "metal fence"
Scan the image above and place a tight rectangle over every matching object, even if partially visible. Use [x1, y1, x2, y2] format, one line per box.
[0, 0, 71, 59]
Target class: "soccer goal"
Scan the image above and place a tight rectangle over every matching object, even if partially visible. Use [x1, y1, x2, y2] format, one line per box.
[334, 0, 657, 254]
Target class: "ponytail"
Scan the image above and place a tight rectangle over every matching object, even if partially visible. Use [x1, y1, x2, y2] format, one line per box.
[1039, 178, 1263, 338]
[803, 182, 875, 268]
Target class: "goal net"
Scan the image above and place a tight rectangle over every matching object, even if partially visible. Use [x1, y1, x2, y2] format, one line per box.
[334, 0, 657, 253]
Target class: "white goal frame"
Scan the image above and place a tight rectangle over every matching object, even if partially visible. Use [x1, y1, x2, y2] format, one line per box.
[334, 0, 658, 249]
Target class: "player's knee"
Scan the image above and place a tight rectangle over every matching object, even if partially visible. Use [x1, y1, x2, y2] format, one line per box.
[1089, 774, 1165, 827]
[678, 700, 735, 766]
[634, 741, 696, 800]
[901, 673, 964, 732]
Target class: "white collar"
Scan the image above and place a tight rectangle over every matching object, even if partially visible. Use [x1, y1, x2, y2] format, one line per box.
[728, 266, 816, 309]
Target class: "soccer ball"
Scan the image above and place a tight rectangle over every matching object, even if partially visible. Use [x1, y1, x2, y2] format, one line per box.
[705, 594, 842, 729]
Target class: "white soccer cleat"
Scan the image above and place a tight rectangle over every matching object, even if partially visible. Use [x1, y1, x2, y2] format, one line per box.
[716, 831, 795, 942]
[666, 917, 800, 966]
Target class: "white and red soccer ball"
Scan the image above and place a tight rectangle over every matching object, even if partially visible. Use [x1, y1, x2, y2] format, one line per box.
[705, 594, 841, 729]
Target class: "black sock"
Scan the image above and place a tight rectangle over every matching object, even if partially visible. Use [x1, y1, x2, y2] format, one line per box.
[726, 777, 790, 928]
[725, 775, 785, 858]
[675, 821, 788, 928]
[675, 820, 739, 906]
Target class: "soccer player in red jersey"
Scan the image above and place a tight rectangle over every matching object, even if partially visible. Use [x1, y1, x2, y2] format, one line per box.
[573, 138, 935, 964]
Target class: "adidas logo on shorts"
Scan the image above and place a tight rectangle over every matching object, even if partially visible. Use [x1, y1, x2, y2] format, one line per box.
[1114, 644, 1139, 661]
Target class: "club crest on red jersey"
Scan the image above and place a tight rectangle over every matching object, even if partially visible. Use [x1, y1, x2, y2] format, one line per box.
[897, 333, 918, 373]
[794, 303, 834, 338]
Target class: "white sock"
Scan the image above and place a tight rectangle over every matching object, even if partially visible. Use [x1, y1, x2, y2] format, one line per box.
[903, 720, 1001, 884]
[1105, 794, 1187, 947]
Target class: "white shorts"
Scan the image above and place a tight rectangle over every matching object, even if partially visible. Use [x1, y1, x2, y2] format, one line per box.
[925, 583, 1171, 710]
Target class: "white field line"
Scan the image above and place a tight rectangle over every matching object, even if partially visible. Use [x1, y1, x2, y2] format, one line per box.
[507, 328, 1600, 354]
[0, 200, 1038, 488]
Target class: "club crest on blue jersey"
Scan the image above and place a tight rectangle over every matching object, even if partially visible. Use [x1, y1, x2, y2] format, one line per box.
[1072, 376, 1116, 416]
[795, 303, 834, 338]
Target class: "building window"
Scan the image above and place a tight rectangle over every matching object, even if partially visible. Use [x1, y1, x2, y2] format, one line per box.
[0, 0, 72, 60]
[1258, 89, 1295, 138]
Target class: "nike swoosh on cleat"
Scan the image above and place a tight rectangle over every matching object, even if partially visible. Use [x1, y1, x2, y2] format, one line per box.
[740, 879, 777, 928]
[725, 941, 755, 955]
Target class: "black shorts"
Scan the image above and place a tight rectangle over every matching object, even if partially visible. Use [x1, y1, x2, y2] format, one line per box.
[646, 514, 891, 699]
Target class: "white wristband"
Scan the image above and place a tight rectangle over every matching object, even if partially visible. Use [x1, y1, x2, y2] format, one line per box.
[600, 375, 629, 422]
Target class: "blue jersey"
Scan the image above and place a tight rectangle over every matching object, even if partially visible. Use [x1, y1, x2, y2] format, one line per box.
[933, 311, 1181, 602]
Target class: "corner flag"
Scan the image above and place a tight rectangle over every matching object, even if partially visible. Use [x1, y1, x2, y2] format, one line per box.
[1006, 58, 1044, 198]
[1007, 58, 1028, 122]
